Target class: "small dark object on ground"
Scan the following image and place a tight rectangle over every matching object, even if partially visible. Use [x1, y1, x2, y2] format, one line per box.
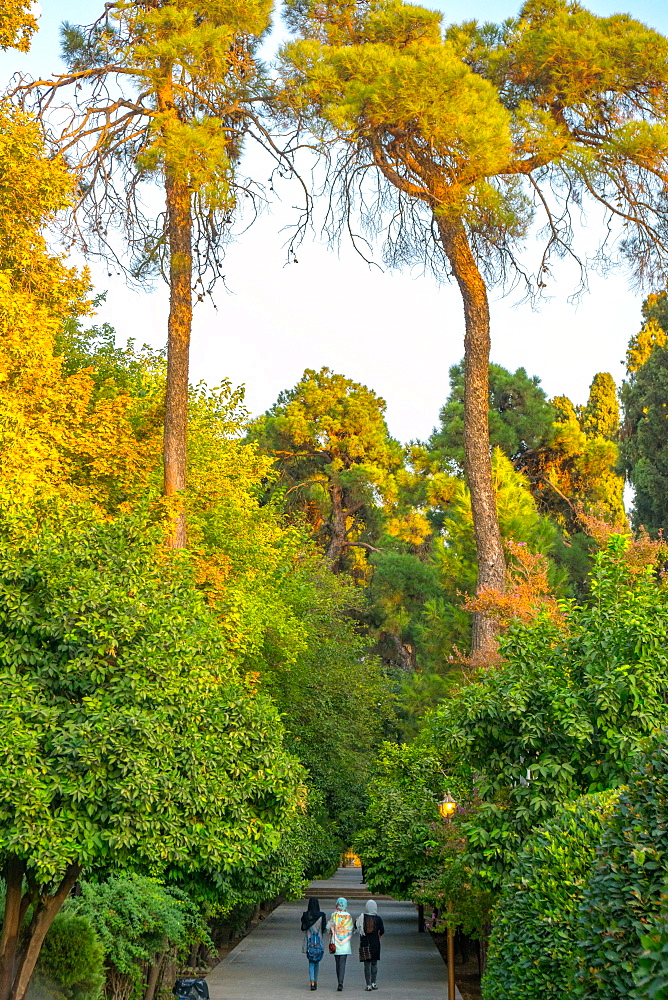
[173, 979, 210, 1000]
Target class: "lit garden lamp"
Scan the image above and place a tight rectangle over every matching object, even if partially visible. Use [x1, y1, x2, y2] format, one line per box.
[438, 794, 457, 1000]
[439, 794, 457, 820]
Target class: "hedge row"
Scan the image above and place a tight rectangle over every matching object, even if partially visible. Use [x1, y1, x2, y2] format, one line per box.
[484, 741, 668, 1000]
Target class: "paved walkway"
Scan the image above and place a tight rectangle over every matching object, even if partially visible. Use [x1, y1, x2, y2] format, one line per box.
[207, 868, 462, 999]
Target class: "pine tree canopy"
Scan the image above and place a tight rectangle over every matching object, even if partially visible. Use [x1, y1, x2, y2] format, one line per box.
[280, 0, 668, 285]
[429, 362, 555, 469]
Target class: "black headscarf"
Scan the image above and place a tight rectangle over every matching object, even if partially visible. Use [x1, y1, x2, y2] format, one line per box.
[301, 896, 327, 932]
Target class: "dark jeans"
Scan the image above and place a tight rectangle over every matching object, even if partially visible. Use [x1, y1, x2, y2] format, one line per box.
[364, 959, 378, 986]
[335, 955, 347, 985]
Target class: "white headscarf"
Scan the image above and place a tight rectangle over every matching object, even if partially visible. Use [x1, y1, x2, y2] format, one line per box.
[356, 899, 378, 934]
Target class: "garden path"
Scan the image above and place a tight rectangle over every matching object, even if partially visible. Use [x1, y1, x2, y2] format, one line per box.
[206, 867, 463, 1000]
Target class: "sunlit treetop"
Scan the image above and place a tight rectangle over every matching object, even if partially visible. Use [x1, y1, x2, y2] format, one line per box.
[626, 292, 668, 372]
[15, 0, 276, 285]
[0, 102, 85, 317]
[280, 0, 668, 287]
[581, 373, 619, 440]
[0, 1, 38, 52]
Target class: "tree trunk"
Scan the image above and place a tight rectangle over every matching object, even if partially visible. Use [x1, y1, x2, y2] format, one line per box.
[326, 484, 347, 570]
[478, 920, 491, 976]
[10, 863, 81, 1000]
[436, 217, 506, 656]
[143, 947, 165, 1000]
[159, 74, 193, 550]
[0, 858, 25, 1000]
[381, 631, 416, 671]
[163, 168, 193, 549]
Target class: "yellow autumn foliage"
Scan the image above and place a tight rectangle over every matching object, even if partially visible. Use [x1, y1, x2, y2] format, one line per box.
[0, 101, 162, 508]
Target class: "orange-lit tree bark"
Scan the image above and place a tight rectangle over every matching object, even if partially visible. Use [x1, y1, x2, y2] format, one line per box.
[163, 167, 193, 546]
[14, 1, 276, 547]
[280, 0, 668, 654]
[437, 219, 504, 652]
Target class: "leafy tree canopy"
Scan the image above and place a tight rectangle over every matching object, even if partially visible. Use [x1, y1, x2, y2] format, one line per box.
[0, 1, 38, 52]
[0, 499, 303, 1000]
[248, 367, 409, 573]
[426, 535, 668, 889]
[0, 502, 303, 878]
[518, 389, 625, 535]
[626, 291, 668, 373]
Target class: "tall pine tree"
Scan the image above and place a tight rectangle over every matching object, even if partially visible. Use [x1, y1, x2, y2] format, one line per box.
[279, 0, 668, 654]
[16, 1, 274, 547]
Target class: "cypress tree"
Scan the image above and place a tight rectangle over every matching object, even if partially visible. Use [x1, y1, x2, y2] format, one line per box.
[581, 373, 619, 441]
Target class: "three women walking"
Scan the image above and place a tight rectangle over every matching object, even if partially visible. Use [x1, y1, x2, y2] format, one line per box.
[301, 895, 384, 992]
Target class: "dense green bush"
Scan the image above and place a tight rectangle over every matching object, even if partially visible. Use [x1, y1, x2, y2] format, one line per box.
[68, 875, 194, 1000]
[483, 791, 617, 1000]
[427, 537, 668, 888]
[353, 742, 444, 898]
[634, 896, 668, 1000]
[32, 915, 104, 1000]
[575, 740, 668, 999]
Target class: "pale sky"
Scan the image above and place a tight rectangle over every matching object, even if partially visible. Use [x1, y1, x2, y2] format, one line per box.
[4, 0, 668, 443]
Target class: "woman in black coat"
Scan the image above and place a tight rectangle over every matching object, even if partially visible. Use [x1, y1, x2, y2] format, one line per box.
[356, 900, 385, 991]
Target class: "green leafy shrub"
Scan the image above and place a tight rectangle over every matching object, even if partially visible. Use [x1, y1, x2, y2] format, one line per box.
[412, 820, 496, 939]
[483, 791, 617, 1000]
[634, 896, 668, 1000]
[575, 740, 668, 998]
[353, 742, 444, 898]
[69, 875, 192, 1000]
[427, 536, 668, 888]
[32, 914, 104, 1000]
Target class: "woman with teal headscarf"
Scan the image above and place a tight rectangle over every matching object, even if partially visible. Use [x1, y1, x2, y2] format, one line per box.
[327, 897, 354, 991]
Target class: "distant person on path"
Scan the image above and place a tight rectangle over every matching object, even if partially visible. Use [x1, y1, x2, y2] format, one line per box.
[328, 897, 354, 991]
[301, 896, 327, 991]
[356, 900, 385, 991]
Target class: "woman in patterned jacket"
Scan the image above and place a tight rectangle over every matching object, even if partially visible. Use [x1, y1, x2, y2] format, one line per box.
[327, 897, 355, 991]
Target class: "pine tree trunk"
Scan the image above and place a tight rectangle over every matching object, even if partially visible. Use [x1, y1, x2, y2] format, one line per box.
[163, 168, 193, 549]
[9, 863, 81, 1000]
[436, 217, 506, 656]
[158, 73, 193, 550]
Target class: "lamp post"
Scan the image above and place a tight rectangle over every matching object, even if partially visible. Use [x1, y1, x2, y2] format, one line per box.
[439, 795, 457, 1000]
